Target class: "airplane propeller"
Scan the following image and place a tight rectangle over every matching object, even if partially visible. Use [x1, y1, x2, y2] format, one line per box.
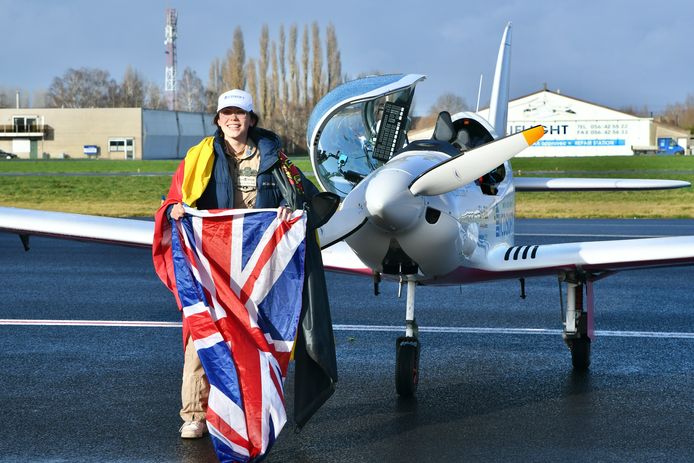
[317, 195, 368, 248]
[409, 125, 545, 196]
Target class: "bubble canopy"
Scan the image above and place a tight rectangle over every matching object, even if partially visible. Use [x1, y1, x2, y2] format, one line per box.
[306, 74, 425, 197]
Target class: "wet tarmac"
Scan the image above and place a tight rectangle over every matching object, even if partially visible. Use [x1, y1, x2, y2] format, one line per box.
[0, 219, 693, 462]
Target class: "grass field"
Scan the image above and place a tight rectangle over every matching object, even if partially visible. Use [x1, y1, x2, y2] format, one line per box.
[513, 156, 694, 218]
[1, 156, 694, 218]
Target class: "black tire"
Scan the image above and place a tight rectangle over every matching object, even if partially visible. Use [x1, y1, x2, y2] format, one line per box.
[568, 338, 591, 371]
[395, 336, 420, 396]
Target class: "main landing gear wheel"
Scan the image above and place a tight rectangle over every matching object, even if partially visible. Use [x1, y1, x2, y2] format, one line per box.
[562, 279, 593, 372]
[567, 337, 591, 371]
[395, 336, 420, 396]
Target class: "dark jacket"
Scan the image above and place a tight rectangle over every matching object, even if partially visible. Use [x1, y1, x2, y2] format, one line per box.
[195, 127, 318, 210]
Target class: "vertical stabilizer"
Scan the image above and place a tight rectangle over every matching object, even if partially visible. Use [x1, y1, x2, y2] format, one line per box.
[488, 22, 512, 137]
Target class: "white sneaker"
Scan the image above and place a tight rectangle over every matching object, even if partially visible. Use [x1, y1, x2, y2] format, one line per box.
[179, 420, 208, 439]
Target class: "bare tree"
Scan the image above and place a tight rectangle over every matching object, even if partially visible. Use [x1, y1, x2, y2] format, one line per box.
[277, 25, 289, 139]
[223, 27, 246, 90]
[120, 66, 146, 107]
[429, 92, 468, 115]
[176, 67, 205, 112]
[311, 22, 324, 107]
[258, 25, 270, 116]
[279, 25, 288, 106]
[0, 88, 9, 108]
[246, 58, 259, 113]
[206, 58, 224, 112]
[46, 68, 118, 108]
[269, 41, 279, 119]
[145, 83, 167, 110]
[285, 25, 300, 153]
[619, 104, 652, 117]
[0, 87, 29, 108]
[662, 94, 694, 132]
[301, 25, 309, 108]
[288, 24, 299, 109]
[198, 22, 344, 152]
[0, 87, 31, 107]
[326, 23, 342, 92]
[32, 90, 48, 108]
[410, 92, 469, 130]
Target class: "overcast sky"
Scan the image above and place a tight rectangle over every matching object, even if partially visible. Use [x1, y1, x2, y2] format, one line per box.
[1, 0, 692, 115]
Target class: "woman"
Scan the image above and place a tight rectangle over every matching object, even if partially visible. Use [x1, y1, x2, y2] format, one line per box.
[153, 89, 319, 439]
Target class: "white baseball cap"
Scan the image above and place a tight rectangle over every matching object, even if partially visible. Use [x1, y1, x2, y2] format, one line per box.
[216, 89, 254, 113]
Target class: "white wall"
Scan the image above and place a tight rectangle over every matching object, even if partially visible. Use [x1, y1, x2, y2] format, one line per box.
[479, 90, 653, 157]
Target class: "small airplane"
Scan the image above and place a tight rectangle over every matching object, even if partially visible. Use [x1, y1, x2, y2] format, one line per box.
[2, 23, 694, 398]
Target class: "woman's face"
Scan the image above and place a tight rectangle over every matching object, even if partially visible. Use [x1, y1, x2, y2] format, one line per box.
[217, 107, 252, 141]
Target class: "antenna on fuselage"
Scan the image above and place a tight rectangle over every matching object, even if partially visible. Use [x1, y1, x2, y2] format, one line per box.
[488, 22, 512, 137]
[475, 73, 483, 113]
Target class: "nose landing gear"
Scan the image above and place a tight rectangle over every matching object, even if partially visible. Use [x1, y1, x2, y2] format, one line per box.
[395, 279, 420, 396]
[396, 335, 420, 396]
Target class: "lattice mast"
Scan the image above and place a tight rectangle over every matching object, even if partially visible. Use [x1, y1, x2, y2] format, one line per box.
[164, 8, 177, 110]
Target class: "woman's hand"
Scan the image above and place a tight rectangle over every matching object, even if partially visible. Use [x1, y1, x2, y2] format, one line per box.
[276, 206, 292, 222]
[170, 203, 185, 220]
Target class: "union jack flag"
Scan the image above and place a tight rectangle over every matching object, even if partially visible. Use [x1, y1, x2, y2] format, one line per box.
[170, 207, 307, 462]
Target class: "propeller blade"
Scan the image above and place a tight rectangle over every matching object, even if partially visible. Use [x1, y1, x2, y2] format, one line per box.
[409, 125, 544, 196]
[317, 205, 367, 249]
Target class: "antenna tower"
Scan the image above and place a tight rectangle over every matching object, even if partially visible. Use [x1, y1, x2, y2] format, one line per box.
[164, 8, 177, 110]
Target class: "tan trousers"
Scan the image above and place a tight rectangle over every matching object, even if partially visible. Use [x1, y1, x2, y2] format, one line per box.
[180, 337, 209, 422]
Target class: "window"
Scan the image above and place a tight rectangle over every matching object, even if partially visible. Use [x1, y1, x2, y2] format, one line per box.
[109, 139, 126, 152]
[108, 137, 135, 159]
[12, 116, 38, 133]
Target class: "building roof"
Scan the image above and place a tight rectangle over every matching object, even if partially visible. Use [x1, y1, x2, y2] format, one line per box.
[500, 89, 643, 122]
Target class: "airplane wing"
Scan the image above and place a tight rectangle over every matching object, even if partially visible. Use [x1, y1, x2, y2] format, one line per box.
[0, 206, 152, 249]
[445, 236, 694, 283]
[514, 177, 691, 191]
[0, 206, 371, 274]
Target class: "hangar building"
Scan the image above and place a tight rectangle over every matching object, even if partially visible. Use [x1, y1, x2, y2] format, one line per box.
[0, 107, 215, 160]
[477, 89, 691, 157]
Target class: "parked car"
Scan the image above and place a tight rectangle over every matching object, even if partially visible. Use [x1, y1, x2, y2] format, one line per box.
[0, 149, 18, 159]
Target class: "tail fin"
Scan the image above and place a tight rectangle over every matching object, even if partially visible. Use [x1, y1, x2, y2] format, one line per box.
[488, 22, 512, 137]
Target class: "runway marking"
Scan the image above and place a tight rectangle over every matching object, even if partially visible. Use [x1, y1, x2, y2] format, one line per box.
[515, 233, 662, 239]
[334, 324, 694, 339]
[0, 319, 181, 328]
[1, 319, 693, 339]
